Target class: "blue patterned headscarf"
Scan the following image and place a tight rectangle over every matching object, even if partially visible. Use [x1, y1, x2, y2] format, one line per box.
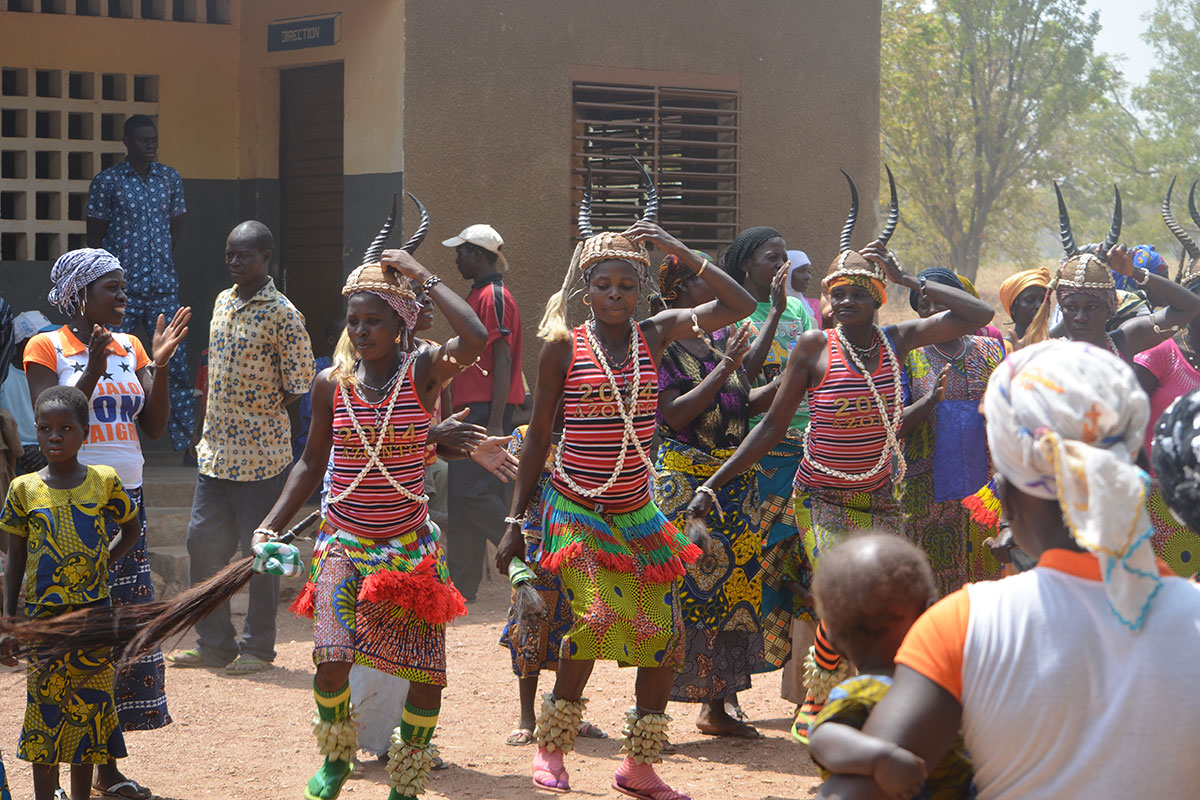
[47, 248, 123, 315]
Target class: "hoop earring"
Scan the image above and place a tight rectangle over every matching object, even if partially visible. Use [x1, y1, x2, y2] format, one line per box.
[582, 296, 592, 306]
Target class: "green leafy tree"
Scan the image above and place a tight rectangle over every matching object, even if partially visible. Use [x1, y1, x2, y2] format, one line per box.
[881, 0, 1112, 279]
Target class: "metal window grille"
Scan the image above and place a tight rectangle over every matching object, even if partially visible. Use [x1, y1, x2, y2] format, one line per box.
[1, 67, 158, 261]
[3, 0, 230, 21]
[572, 82, 739, 254]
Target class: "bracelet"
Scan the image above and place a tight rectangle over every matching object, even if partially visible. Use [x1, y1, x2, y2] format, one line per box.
[690, 309, 704, 338]
[1131, 268, 1150, 286]
[696, 259, 709, 276]
[421, 275, 443, 293]
[253, 527, 278, 538]
[693, 485, 725, 522]
[918, 274, 928, 293]
[504, 515, 526, 527]
[153, 359, 168, 368]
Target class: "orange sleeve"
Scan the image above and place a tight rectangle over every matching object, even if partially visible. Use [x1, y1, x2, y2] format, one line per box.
[894, 587, 970, 702]
[130, 337, 152, 371]
[23, 332, 58, 372]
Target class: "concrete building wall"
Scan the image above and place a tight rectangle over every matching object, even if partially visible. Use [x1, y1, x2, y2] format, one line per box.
[403, 0, 883, 379]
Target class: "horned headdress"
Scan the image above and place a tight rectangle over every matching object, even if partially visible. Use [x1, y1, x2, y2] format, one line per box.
[821, 166, 899, 306]
[342, 192, 429, 330]
[538, 156, 659, 341]
[1163, 177, 1200, 289]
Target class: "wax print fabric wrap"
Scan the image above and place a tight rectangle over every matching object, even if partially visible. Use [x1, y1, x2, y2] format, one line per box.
[1149, 388, 1200, 573]
[984, 340, 1159, 630]
[252, 540, 304, 577]
[901, 337, 1006, 592]
[47, 248, 122, 316]
[654, 438, 764, 701]
[756, 435, 809, 669]
[797, 485, 903, 578]
[290, 518, 466, 685]
[498, 426, 576, 677]
[537, 484, 690, 668]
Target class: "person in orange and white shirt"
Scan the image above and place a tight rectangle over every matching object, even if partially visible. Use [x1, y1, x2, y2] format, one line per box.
[817, 340, 1200, 800]
[24, 247, 188, 800]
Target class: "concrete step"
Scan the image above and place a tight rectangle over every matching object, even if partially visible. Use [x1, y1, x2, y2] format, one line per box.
[146, 506, 191, 548]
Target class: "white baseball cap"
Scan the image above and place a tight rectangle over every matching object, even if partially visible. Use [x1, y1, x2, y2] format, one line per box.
[442, 224, 508, 270]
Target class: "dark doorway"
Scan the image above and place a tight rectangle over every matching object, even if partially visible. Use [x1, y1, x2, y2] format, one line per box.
[280, 62, 344, 349]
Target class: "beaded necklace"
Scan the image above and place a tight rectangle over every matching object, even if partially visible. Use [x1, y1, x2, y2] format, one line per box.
[554, 319, 658, 499]
[802, 324, 906, 484]
[329, 348, 429, 506]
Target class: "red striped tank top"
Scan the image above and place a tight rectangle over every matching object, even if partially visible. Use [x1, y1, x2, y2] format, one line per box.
[795, 329, 901, 492]
[326, 361, 431, 539]
[552, 322, 658, 509]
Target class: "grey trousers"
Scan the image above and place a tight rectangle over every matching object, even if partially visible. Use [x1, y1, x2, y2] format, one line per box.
[445, 402, 514, 601]
[186, 471, 287, 663]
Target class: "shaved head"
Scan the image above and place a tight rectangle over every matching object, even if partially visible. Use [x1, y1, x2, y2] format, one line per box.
[229, 220, 274, 253]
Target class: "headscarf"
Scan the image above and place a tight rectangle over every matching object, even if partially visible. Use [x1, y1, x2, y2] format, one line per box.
[1117, 245, 1167, 291]
[997, 267, 1051, 317]
[1111, 289, 1150, 328]
[47, 248, 123, 316]
[908, 267, 962, 311]
[984, 340, 1158, 630]
[658, 249, 712, 302]
[822, 251, 887, 306]
[1151, 388, 1200, 534]
[342, 262, 419, 330]
[724, 226, 782, 286]
[785, 249, 812, 300]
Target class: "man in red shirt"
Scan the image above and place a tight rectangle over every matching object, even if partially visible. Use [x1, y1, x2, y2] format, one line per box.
[441, 224, 523, 601]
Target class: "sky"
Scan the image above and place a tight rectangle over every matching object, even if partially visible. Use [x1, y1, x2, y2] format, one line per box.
[1086, 0, 1158, 85]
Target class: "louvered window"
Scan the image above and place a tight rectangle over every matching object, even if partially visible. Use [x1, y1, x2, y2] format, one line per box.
[572, 81, 739, 254]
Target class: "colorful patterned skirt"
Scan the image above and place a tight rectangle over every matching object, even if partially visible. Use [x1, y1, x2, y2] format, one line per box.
[899, 471, 984, 596]
[105, 486, 170, 731]
[654, 438, 764, 701]
[19, 602, 127, 765]
[291, 518, 467, 686]
[756, 434, 807, 671]
[539, 484, 698, 668]
[798, 483, 904, 574]
[1147, 481, 1200, 578]
[0, 748, 9, 800]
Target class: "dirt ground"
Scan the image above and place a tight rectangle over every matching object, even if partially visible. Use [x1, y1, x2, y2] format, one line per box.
[0, 565, 822, 800]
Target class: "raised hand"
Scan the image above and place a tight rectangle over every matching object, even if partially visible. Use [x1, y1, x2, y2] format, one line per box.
[621, 220, 687, 257]
[86, 324, 115, 375]
[430, 408, 487, 453]
[770, 261, 790, 313]
[1106, 243, 1134, 276]
[380, 248, 432, 281]
[721, 323, 753, 372]
[151, 306, 191, 367]
[860, 241, 908, 286]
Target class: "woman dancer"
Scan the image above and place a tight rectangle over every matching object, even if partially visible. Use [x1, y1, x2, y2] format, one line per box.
[900, 268, 1006, 591]
[997, 268, 1050, 349]
[1132, 178, 1200, 577]
[652, 254, 777, 738]
[255, 196, 484, 800]
[685, 170, 993, 738]
[1025, 184, 1200, 363]
[24, 248, 188, 800]
[495, 163, 755, 800]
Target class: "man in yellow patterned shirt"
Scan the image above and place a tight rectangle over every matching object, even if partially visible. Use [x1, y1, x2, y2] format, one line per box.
[169, 220, 314, 673]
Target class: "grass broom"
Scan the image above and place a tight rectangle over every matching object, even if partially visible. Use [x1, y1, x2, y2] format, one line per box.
[0, 510, 321, 669]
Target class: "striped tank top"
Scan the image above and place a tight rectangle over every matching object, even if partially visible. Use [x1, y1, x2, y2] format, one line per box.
[552, 323, 658, 510]
[326, 361, 431, 539]
[795, 329, 901, 492]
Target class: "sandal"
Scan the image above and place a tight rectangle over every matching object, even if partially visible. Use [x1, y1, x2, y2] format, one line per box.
[166, 648, 220, 668]
[532, 745, 570, 793]
[93, 779, 153, 799]
[507, 727, 535, 746]
[577, 721, 608, 739]
[226, 654, 272, 674]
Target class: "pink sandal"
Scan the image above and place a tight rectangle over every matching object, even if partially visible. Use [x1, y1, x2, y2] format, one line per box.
[612, 759, 691, 800]
[532, 745, 570, 793]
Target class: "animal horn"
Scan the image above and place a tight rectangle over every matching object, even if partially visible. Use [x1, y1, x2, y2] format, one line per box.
[362, 193, 397, 265]
[839, 169, 859, 253]
[1163, 176, 1200, 265]
[578, 165, 595, 239]
[1101, 184, 1122, 253]
[875, 164, 899, 247]
[1190, 179, 1200, 231]
[1054, 182, 1079, 257]
[399, 192, 430, 254]
[633, 156, 658, 223]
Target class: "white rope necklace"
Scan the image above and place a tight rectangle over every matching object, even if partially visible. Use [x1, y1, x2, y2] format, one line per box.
[329, 349, 429, 506]
[803, 324, 906, 484]
[554, 320, 658, 499]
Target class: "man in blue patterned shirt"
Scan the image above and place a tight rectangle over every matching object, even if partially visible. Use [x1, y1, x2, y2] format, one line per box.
[87, 114, 194, 456]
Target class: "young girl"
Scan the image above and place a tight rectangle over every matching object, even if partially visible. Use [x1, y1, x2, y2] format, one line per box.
[807, 533, 974, 800]
[254, 199, 486, 800]
[1, 385, 141, 800]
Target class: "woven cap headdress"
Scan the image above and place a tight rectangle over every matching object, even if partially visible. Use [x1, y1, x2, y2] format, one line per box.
[342, 192, 429, 330]
[1162, 176, 1200, 289]
[821, 166, 899, 305]
[538, 156, 659, 341]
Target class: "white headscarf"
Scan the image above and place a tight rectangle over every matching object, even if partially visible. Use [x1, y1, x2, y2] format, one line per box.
[785, 249, 812, 301]
[47, 248, 123, 316]
[983, 340, 1160, 631]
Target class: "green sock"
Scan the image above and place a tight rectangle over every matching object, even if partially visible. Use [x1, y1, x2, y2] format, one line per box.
[388, 701, 441, 800]
[306, 680, 354, 800]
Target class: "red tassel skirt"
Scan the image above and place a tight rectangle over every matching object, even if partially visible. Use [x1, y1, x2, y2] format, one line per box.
[293, 518, 467, 686]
